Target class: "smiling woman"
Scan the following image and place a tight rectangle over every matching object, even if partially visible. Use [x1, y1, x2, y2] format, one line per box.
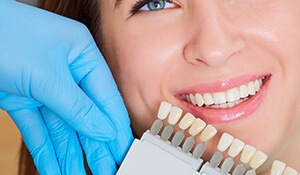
[20, 0, 300, 174]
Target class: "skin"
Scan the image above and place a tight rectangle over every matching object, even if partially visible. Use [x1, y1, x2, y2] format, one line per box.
[99, 0, 300, 173]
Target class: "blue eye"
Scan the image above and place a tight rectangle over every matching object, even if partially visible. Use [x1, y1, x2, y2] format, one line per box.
[140, 0, 175, 11]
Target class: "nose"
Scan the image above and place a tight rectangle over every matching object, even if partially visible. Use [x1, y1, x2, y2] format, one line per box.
[184, 2, 245, 68]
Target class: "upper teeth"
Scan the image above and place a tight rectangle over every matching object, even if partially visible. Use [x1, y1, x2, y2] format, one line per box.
[185, 77, 264, 107]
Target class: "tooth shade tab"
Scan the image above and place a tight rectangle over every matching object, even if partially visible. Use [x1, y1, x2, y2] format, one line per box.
[249, 150, 268, 169]
[283, 167, 298, 175]
[157, 101, 172, 120]
[179, 113, 196, 130]
[271, 160, 286, 175]
[188, 118, 206, 136]
[217, 133, 234, 152]
[241, 144, 257, 164]
[167, 106, 183, 125]
[199, 124, 217, 142]
[228, 139, 245, 158]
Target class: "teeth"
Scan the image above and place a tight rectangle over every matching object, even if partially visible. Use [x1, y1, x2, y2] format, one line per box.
[199, 124, 217, 142]
[228, 139, 245, 158]
[271, 160, 286, 175]
[178, 113, 195, 130]
[239, 85, 248, 98]
[195, 93, 204, 106]
[249, 150, 268, 169]
[167, 106, 183, 125]
[283, 167, 298, 175]
[226, 88, 240, 102]
[217, 133, 234, 152]
[188, 118, 206, 136]
[241, 144, 257, 164]
[184, 77, 264, 108]
[157, 101, 172, 120]
[254, 80, 260, 92]
[203, 93, 214, 105]
[189, 94, 197, 105]
[213, 92, 227, 104]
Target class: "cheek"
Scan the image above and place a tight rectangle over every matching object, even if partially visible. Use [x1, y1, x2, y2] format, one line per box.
[239, 1, 300, 153]
[112, 23, 183, 102]
[108, 30, 171, 133]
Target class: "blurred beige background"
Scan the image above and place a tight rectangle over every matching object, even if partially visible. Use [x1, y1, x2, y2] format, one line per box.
[0, 110, 21, 174]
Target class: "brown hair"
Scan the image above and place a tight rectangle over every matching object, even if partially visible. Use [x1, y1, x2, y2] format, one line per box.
[19, 0, 101, 174]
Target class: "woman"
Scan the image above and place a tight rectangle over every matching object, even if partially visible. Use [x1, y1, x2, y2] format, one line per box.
[21, 0, 300, 174]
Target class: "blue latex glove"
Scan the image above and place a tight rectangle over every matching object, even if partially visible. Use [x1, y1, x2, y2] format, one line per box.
[0, 1, 133, 174]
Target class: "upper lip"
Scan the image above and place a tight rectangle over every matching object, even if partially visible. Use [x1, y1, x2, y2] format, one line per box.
[174, 74, 270, 95]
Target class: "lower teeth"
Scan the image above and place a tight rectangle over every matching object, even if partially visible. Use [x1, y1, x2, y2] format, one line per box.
[194, 97, 250, 109]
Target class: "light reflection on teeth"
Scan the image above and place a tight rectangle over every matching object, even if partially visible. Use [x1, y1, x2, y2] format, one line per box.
[184, 77, 265, 109]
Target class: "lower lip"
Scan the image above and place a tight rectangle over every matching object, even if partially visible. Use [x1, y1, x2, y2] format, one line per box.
[179, 78, 270, 124]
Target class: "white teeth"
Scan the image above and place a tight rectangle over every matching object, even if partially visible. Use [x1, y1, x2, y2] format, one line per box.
[185, 77, 264, 108]
[254, 80, 260, 92]
[213, 92, 227, 105]
[226, 88, 240, 102]
[227, 101, 236, 108]
[219, 103, 227, 109]
[248, 81, 256, 95]
[189, 94, 197, 105]
[195, 93, 204, 106]
[239, 85, 249, 98]
[203, 93, 214, 105]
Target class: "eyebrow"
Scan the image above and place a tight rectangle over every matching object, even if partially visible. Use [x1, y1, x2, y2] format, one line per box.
[115, 0, 123, 8]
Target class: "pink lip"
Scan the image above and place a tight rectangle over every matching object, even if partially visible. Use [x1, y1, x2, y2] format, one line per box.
[175, 74, 271, 124]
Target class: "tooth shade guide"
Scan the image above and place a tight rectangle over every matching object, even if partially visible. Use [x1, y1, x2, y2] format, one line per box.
[217, 133, 234, 152]
[167, 106, 183, 125]
[228, 139, 245, 158]
[188, 118, 206, 136]
[153, 101, 271, 174]
[249, 150, 268, 170]
[157, 101, 172, 120]
[178, 112, 196, 130]
[271, 160, 286, 175]
[283, 167, 298, 175]
[241, 144, 257, 164]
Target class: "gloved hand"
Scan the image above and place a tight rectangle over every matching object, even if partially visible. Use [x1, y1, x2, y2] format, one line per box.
[0, 1, 133, 174]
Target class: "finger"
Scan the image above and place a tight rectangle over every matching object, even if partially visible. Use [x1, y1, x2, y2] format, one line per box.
[79, 134, 117, 175]
[29, 47, 116, 141]
[70, 45, 134, 165]
[8, 108, 61, 175]
[40, 107, 86, 175]
[0, 93, 42, 111]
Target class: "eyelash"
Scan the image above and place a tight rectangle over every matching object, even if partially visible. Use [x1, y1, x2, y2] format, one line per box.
[130, 0, 174, 15]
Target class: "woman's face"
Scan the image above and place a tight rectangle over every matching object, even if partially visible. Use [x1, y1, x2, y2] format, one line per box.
[100, 0, 300, 170]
